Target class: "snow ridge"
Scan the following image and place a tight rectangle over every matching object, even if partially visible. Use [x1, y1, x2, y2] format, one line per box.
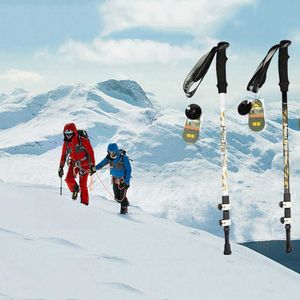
[0, 181, 299, 300]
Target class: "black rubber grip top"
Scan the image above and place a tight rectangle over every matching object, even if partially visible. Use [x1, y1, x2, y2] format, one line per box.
[216, 42, 229, 94]
[278, 40, 291, 92]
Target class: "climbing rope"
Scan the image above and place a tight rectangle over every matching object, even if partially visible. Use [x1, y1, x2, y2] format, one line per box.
[95, 172, 115, 199]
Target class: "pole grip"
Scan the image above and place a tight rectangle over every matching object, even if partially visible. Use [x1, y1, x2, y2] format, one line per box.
[216, 42, 229, 94]
[278, 40, 291, 92]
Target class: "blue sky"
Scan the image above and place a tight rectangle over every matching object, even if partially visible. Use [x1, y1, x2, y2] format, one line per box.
[0, 0, 299, 108]
[0, 0, 100, 51]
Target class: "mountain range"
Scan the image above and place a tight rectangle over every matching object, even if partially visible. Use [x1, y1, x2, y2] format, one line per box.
[0, 79, 299, 243]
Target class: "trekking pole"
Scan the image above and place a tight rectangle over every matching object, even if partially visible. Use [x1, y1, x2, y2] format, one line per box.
[238, 40, 293, 253]
[60, 177, 62, 195]
[278, 40, 292, 253]
[216, 42, 231, 255]
[183, 42, 232, 255]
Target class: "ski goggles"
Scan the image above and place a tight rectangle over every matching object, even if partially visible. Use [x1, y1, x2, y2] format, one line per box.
[108, 151, 117, 158]
[64, 129, 74, 139]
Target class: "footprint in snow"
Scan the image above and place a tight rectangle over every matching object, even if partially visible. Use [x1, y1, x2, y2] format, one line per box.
[40, 237, 82, 249]
[98, 282, 144, 295]
[96, 254, 129, 264]
[0, 227, 23, 237]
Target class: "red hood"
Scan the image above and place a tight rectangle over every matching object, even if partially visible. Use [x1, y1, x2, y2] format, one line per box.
[63, 122, 78, 141]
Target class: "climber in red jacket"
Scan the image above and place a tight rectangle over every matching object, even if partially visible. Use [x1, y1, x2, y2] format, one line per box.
[58, 123, 96, 205]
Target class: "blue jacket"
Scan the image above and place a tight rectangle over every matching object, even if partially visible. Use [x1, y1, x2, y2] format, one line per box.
[96, 145, 132, 185]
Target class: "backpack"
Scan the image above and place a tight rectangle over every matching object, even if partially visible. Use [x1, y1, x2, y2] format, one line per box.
[76, 129, 93, 165]
[77, 129, 89, 140]
[77, 129, 90, 147]
[119, 149, 126, 163]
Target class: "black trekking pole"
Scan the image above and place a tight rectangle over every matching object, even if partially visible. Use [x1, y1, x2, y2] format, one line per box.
[60, 177, 63, 195]
[183, 42, 232, 255]
[216, 42, 231, 255]
[237, 40, 292, 253]
[278, 40, 292, 253]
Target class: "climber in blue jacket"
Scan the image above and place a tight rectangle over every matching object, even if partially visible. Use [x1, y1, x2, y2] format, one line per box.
[96, 143, 132, 214]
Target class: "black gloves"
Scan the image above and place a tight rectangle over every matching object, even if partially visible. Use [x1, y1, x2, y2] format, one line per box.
[58, 167, 64, 178]
[90, 165, 97, 175]
[124, 183, 130, 189]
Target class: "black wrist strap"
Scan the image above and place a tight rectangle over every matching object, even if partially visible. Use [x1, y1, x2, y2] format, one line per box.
[183, 46, 218, 98]
[247, 44, 280, 93]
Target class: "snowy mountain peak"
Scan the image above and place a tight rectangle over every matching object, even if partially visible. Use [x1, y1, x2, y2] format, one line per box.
[47, 85, 74, 100]
[10, 88, 28, 96]
[97, 79, 152, 108]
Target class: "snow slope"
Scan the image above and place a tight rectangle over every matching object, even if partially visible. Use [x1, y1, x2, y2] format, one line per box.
[0, 181, 299, 300]
[0, 80, 300, 243]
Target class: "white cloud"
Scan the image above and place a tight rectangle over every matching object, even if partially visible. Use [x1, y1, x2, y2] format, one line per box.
[0, 69, 43, 82]
[56, 0, 255, 68]
[48, 0, 265, 108]
[34, 48, 51, 59]
[58, 38, 199, 65]
[99, 0, 254, 37]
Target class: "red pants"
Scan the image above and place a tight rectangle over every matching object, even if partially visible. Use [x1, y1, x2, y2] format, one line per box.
[65, 164, 89, 205]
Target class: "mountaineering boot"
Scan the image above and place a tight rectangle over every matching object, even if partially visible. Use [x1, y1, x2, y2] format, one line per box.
[72, 184, 79, 200]
[120, 199, 130, 214]
[120, 206, 128, 214]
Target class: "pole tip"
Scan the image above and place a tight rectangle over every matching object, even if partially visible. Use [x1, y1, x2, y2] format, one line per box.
[285, 246, 292, 253]
[224, 244, 232, 255]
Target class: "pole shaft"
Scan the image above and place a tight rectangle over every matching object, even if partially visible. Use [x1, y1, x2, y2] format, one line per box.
[60, 177, 63, 195]
[220, 94, 228, 196]
[282, 95, 290, 193]
[217, 42, 231, 255]
[279, 40, 292, 253]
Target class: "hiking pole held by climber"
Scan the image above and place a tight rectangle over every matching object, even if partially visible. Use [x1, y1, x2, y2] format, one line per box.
[58, 123, 96, 206]
[60, 177, 62, 195]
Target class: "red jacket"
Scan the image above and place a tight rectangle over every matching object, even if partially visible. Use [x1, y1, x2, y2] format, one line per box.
[59, 123, 95, 169]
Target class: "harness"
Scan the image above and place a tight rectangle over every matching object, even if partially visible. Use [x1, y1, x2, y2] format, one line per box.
[112, 176, 127, 202]
[112, 176, 125, 189]
[73, 158, 89, 176]
[94, 172, 127, 202]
